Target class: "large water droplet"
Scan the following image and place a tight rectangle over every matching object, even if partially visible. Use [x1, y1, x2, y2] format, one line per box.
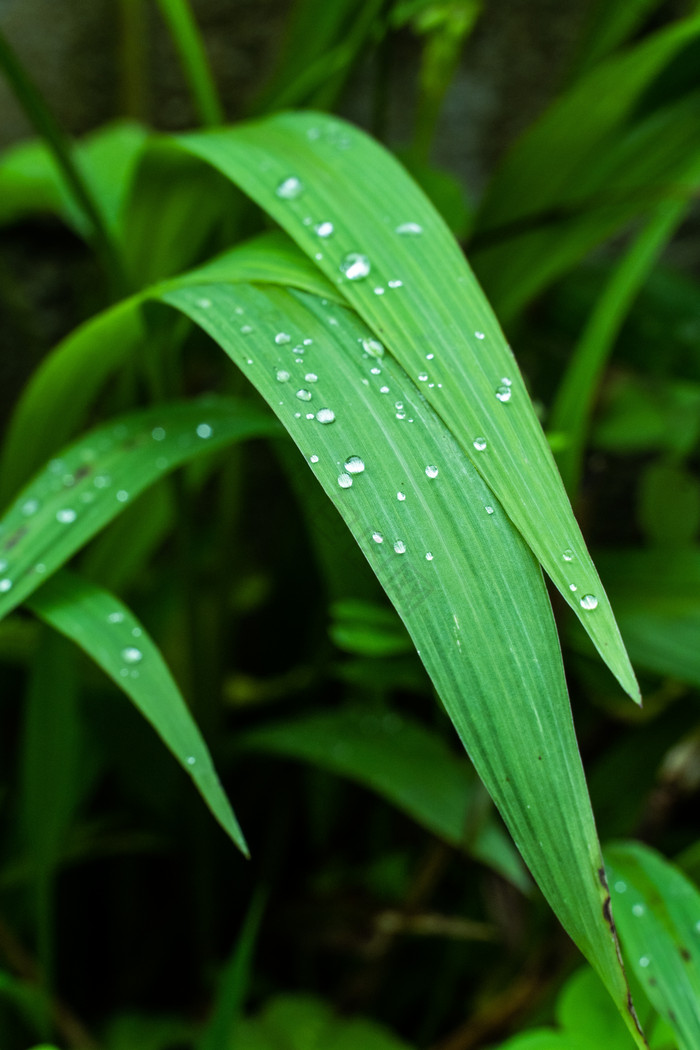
[425, 465, 438, 478]
[196, 423, 213, 439]
[316, 408, 335, 424]
[314, 221, 334, 238]
[362, 337, 384, 358]
[397, 492, 406, 501]
[296, 389, 313, 401]
[393, 540, 406, 554]
[276, 176, 303, 200]
[340, 253, 371, 281]
[344, 456, 365, 474]
[372, 531, 383, 543]
[395, 222, 423, 235]
[56, 509, 77, 523]
[0, 579, 12, 593]
[425, 552, 434, 561]
[473, 437, 487, 452]
[496, 385, 512, 403]
[338, 474, 353, 489]
[121, 646, 143, 664]
[580, 594, 598, 611]
[275, 332, 291, 345]
[276, 370, 290, 383]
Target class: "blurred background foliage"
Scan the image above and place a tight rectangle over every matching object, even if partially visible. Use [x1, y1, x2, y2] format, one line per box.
[1, 0, 700, 1048]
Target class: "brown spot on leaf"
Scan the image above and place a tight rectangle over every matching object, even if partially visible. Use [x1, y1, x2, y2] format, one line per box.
[4, 526, 28, 550]
[680, 947, 691, 961]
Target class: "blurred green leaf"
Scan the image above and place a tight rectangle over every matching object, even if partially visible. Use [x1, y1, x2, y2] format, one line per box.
[637, 460, 700, 546]
[329, 599, 413, 656]
[154, 0, 224, 126]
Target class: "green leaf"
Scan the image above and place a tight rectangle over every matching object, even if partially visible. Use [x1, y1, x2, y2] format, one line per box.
[28, 570, 247, 853]
[241, 703, 530, 892]
[329, 598, 413, 656]
[606, 841, 700, 1050]
[170, 110, 639, 703]
[160, 280, 643, 1045]
[637, 460, 700, 546]
[0, 396, 277, 621]
[154, 0, 224, 126]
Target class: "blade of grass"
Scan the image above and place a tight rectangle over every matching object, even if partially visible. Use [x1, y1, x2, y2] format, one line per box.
[569, 0, 670, 79]
[0, 397, 278, 621]
[27, 569, 248, 853]
[159, 280, 645, 1045]
[171, 111, 640, 703]
[606, 842, 700, 1050]
[154, 0, 224, 126]
[240, 704, 531, 892]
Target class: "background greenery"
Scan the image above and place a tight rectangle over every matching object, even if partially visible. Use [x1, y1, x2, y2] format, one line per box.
[0, 1, 699, 1048]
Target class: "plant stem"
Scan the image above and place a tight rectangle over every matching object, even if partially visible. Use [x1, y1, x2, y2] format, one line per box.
[119, 0, 149, 121]
[154, 0, 225, 127]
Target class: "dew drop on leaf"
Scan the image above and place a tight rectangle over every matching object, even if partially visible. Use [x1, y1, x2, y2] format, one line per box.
[275, 332, 291, 345]
[56, 509, 77, 523]
[393, 540, 407, 554]
[276, 370, 290, 383]
[344, 456, 365, 474]
[316, 408, 335, 424]
[388, 279, 403, 288]
[395, 222, 423, 235]
[186, 756, 196, 766]
[362, 337, 384, 358]
[580, 594, 598, 611]
[309, 455, 319, 464]
[563, 548, 574, 561]
[632, 904, 645, 916]
[116, 490, 129, 503]
[196, 424, 213, 438]
[340, 253, 371, 280]
[121, 646, 143, 664]
[338, 474, 353, 489]
[22, 499, 40, 516]
[314, 221, 334, 237]
[473, 437, 487, 452]
[372, 531, 383, 543]
[475, 331, 485, 340]
[0, 579, 12, 593]
[425, 552, 434, 561]
[496, 385, 512, 403]
[397, 492, 406, 501]
[151, 427, 166, 441]
[425, 465, 439, 478]
[296, 389, 312, 402]
[276, 176, 303, 200]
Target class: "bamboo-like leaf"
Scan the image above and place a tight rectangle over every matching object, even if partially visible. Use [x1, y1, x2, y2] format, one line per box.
[606, 842, 700, 1050]
[154, 0, 224, 127]
[241, 704, 530, 892]
[27, 570, 247, 853]
[159, 280, 645, 1045]
[170, 111, 639, 702]
[0, 397, 277, 620]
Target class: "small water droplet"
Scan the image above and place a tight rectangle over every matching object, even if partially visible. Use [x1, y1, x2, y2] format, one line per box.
[240, 324, 253, 334]
[309, 454, 319, 464]
[580, 594, 598, 611]
[340, 253, 371, 280]
[393, 539, 406, 554]
[473, 437, 487, 452]
[370, 367, 382, 376]
[395, 222, 423, 235]
[196, 423, 213, 439]
[425, 465, 439, 478]
[276, 369, 290, 383]
[152, 427, 166, 441]
[425, 552, 434, 561]
[374, 286, 385, 296]
[639, 956, 650, 968]
[276, 176, 303, 199]
[632, 904, 645, 917]
[0, 561, 6, 572]
[380, 385, 390, 394]
[395, 411, 406, 419]
[372, 531, 383, 543]
[344, 456, 365, 474]
[314, 221, 334, 237]
[397, 492, 406, 501]
[302, 374, 317, 385]
[485, 506, 494, 515]
[316, 408, 335, 424]
[615, 881, 627, 893]
[116, 490, 129, 503]
[496, 385, 512, 403]
[108, 611, 124, 623]
[275, 332, 291, 345]
[569, 583, 577, 592]
[0, 579, 12, 593]
[303, 338, 313, 346]
[35, 563, 46, 574]
[305, 412, 314, 419]
[56, 509, 77, 523]
[338, 473, 353, 489]
[94, 475, 111, 488]
[388, 279, 403, 288]
[121, 646, 142, 664]
[418, 372, 428, 382]
[426, 353, 434, 360]
[475, 331, 485, 340]
[22, 499, 40, 516]
[296, 389, 312, 402]
[501, 376, 512, 386]
[186, 755, 196, 766]
[362, 337, 384, 358]
[196, 297, 211, 309]
[131, 627, 142, 638]
[563, 548, 574, 562]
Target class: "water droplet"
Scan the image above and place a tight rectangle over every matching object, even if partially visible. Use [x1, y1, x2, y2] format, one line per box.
[632, 904, 645, 917]
[56, 509, 76, 523]
[196, 423, 213, 439]
[196, 297, 211, 309]
[276, 176, 303, 200]
[305, 413, 314, 419]
[397, 492, 406, 501]
[35, 563, 46, 574]
[473, 437, 487, 452]
[395, 222, 423, 235]
[380, 385, 390, 394]
[563, 549, 574, 562]
[569, 584, 577, 592]
[275, 332, 291, 345]
[338, 473, 353, 489]
[388, 279, 403, 288]
[131, 627, 142, 638]
[240, 325, 253, 334]
[0, 579, 12, 593]
[340, 253, 371, 281]
[304, 373, 318, 383]
[639, 956, 650, 968]
[374, 287, 385, 296]
[296, 389, 312, 401]
[22, 499, 39, 516]
[186, 756, 196, 766]
[475, 331, 485, 340]
[395, 411, 406, 420]
[116, 490, 129, 503]
[370, 366, 382, 376]
[152, 427, 166, 441]
[372, 531, 383, 543]
[316, 408, 335, 424]
[615, 881, 627, 894]
[121, 646, 142, 664]
[108, 611, 124, 623]
[501, 376, 512, 386]
[362, 337, 384, 358]
[426, 353, 434, 360]
[485, 506, 494, 515]
[314, 221, 334, 237]
[425, 552, 434, 561]
[425, 465, 439, 478]
[496, 385, 512, 403]
[276, 370, 290, 383]
[418, 372, 428, 382]
[0, 560, 5, 572]
[344, 456, 365, 474]
[303, 338, 313, 346]
[393, 540, 406, 554]
[94, 475, 111, 488]
[580, 594, 598, 611]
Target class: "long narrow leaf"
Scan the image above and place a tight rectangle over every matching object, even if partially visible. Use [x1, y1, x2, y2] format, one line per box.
[27, 570, 247, 853]
[171, 111, 639, 702]
[159, 280, 645, 1045]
